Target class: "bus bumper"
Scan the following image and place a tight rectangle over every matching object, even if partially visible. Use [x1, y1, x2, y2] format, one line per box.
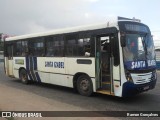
[122, 80, 157, 97]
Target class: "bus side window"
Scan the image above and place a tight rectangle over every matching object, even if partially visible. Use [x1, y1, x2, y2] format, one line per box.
[22, 41, 28, 56]
[46, 41, 54, 57]
[15, 41, 22, 56]
[29, 37, 45, 57]
[77, 37, 91, 57]
[84, 38, 91, 56]
[77, 39, 84, 56]
[46, 36, 64, 57]
[6, 44, 12, 59]
[65, 34, 78, 56]
[34, 42, 44, 56]
[65, 33, 91, 57]
[54, 38, 64, 57]
[46, 36, 54, 57]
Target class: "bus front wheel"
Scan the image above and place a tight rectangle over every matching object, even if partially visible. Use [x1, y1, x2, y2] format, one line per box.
[20, 69, 29, 84]
[77, 75, 93, 96]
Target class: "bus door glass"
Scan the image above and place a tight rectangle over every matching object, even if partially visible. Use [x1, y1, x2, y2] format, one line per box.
[6, 44, 14, 76]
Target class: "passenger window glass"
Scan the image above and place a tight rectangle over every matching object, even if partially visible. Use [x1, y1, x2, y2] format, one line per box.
[46, 36, 64, 57]
[78, 37, 91, 57]
[66, 35, 77, 56]
[66, 34, 91, 57]
[22, 41, 28, 56]
[15, 41, 22, 56]
[29, 37, 44, 57]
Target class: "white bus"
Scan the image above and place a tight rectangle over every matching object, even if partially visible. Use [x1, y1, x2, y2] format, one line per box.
[4, 17, 157, 97]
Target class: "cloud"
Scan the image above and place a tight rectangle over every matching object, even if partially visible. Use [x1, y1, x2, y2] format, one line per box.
[0, 0, 104, 35]
[0, 0, 132, 35]
[1, 0, 159, 36]
[27, 21, 49, 33]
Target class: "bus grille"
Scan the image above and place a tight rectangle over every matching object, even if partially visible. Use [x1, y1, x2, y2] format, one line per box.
[131, 72, 152, 85]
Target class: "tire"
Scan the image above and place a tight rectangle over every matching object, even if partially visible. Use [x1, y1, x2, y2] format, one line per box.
[77, 75, 93, 96]
[20, 69, 29, 84]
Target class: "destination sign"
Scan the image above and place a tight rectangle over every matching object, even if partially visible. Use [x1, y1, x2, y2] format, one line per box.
[125, 24, 148, 33]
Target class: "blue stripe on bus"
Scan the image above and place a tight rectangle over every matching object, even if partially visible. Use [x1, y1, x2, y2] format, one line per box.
[26, 56, 41, 82]
[30, 57, 37, 81]
[33, 57, 37, 70]
[26, 57, 29, 72]
[26, 57, 33, 80]
[32, 57, 41, 82]
[33, 57, 41, 82]
[33, 57, 38, 81]
[35, 72, 41, 82]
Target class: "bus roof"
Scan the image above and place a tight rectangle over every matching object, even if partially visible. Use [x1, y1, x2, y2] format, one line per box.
[6, 22, 112, 41]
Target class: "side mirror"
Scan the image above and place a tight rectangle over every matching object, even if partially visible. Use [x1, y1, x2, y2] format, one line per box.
[120, 35, 126, 47]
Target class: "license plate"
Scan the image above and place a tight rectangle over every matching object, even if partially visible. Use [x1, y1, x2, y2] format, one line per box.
[143, 86, 149, 90]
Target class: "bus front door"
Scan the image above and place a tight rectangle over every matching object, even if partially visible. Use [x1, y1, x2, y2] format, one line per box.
[96, 35, 114, 95]
[6, 44, 14, 76]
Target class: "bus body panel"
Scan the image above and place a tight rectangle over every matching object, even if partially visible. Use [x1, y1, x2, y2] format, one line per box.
[114, 33, 127, 97]
[10, 56, 97, 91]
[65, 57, 96, 92]
[13, 57, 25, 78]
[65, 58, 95, 78]
[112, 65, 122, 97]
[38, 72, 72, 87]
[8, 59, 14, 76]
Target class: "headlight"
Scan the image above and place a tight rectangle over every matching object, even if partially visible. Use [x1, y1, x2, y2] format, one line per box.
[125, 70, 133, 82]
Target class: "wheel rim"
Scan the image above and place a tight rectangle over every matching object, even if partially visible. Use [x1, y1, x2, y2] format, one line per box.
[80, 78, 89, 91]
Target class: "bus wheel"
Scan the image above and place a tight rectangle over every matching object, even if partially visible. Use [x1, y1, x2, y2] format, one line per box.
[20, 69, 29, 84]
[77, 75, 93, 96]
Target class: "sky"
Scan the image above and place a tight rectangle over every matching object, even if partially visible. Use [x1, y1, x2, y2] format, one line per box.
[0, 0, 160, 41]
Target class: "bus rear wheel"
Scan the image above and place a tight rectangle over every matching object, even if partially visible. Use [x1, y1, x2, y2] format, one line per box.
[20, 69, 29, 84]
[77, 75, 93, 96]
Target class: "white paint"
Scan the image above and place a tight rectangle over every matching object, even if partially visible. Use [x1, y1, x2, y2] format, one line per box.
[131, 61, 146, 69]
[8, 60, 13, 76]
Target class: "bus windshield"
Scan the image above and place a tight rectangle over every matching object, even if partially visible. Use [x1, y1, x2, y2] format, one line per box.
[119, 21, 156, 70]
[123, 33, 155, 61]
